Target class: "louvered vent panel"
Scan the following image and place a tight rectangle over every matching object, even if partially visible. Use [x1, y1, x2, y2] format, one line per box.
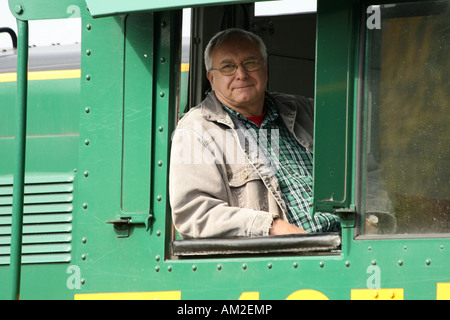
[0, 173, 74, 265]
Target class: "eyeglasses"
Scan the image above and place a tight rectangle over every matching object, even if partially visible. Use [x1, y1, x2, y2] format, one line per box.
[209, 59, 265, 76]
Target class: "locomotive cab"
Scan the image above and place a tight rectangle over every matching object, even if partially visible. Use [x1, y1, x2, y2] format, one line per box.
[2, 0, 449, 300]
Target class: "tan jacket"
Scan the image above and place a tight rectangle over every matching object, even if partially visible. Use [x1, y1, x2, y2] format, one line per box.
[169, 91, 314, 238]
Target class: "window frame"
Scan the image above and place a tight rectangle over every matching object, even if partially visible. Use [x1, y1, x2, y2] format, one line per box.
[168, 2, 344, 259]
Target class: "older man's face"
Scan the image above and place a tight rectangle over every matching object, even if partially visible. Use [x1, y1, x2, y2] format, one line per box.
[207, 36, 268, 116]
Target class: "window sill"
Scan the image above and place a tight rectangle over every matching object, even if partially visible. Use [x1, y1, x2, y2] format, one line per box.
[172, 232, 341, 257]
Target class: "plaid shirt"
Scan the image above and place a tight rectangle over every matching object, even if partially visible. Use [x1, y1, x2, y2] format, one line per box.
[223, 96, 340, 233]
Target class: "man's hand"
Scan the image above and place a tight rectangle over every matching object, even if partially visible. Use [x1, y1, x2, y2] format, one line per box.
[269, 218, 307, 235]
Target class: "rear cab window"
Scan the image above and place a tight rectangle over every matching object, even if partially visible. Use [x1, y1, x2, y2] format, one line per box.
[358, 0, 450, 237]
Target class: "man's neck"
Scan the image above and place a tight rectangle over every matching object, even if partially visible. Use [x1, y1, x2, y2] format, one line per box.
[218, 96, 265, 117]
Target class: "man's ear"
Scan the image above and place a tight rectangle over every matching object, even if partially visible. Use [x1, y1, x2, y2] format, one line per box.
[206, 70, 214, 87]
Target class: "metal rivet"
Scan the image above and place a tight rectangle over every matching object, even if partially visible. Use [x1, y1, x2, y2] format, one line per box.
[167, 265, 172, 272]
[15, 6, 24, 14]
[86, 49, 92, 56]
[242, 263, 247, 270]
[217, 264, 222, 271]
[81, 254, 87, 260]
[82, 202, 88, 209]
[345, 260, 351, 267]
[397, 259, 403, 266]
[293, 262, 298, 269]
[155, 266, 160, 272]
[157, 160, 163, 167]
[84, 139, 90, 146]
[80, 278, 86, 285]
[86, 24, 92, 30]
[156, 230, 161, 236]
[425, 259, 431, 266]
[161, 22, 166, 28]
[81, 237, 87, 244]
[160, 91, 165, 97]
[160, 57, 166, 63]
[156, 195, 162, 202]
[158, 126, 164, 132]
[155, 255, 160, 262]
[373, 291, 379, 298]
[192, 265, 197, 271]
[85, 107, 91, 114]
[371, 259, 377, 265]
[267, 263, 272, 269]
[83, 171, 89, 177]
[319, 261, 325, 268]
[85, 74, 91, 81]
[390, 291, 395, 299]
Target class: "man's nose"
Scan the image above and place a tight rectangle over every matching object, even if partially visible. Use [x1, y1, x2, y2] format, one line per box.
[234, 64, 249, 79]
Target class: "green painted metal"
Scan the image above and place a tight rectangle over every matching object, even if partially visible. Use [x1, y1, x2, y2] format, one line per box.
[9, 19, 28, 301]
[150, 10, 181, 250]
[121, 14, 154, 222]
[313, 0, 354, 214]
[8, 0, 85, 20]
[85, 0, 268, 17]
[76, 7, 181, 293]
[1, 2, 81, 299]
[1, 0, 449, 300]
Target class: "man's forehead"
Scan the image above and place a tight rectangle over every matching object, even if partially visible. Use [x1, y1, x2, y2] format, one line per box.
[218, 55, 260, 64]
[212, 37, 262, 62]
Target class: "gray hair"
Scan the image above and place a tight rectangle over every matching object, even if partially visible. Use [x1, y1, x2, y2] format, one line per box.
[204, 28, 268, 71]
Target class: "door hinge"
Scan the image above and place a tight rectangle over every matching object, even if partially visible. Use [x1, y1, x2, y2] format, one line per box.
[334, 207, 356, 228]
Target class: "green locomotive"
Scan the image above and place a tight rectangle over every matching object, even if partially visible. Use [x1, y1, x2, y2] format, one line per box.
[0, 0, 449, 300]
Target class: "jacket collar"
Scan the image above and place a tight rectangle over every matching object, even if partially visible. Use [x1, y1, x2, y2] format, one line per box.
[200, 92, 234, 127]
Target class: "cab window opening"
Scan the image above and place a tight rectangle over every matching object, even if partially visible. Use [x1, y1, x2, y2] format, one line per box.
[170, 3, 343, 257]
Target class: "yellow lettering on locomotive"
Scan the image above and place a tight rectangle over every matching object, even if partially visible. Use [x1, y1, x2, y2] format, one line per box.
[285, 289, 329, 300]
[239, 292, 260, 300]
[351, 288, 404, 300]
[436, 283, 450, 300]
[74, 290, 181, 300]
[74, 282, 450, 300]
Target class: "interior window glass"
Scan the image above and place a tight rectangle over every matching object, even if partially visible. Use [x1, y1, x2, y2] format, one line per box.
[360, 1, 450, 235]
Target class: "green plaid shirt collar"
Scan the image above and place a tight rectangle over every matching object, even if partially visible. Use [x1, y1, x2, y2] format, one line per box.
[221, 97, 279, 128]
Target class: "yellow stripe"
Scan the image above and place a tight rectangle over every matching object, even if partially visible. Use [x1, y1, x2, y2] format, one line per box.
[0, 64, 189, 83]
[0, 69, 81, 83]
[181, 63, 190, 72]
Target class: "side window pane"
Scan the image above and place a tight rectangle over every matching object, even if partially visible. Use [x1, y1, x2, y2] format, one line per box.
[361, 1, 450, 235]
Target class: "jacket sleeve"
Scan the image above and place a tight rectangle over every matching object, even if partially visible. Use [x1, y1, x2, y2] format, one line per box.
[169, 126, 274, 239]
